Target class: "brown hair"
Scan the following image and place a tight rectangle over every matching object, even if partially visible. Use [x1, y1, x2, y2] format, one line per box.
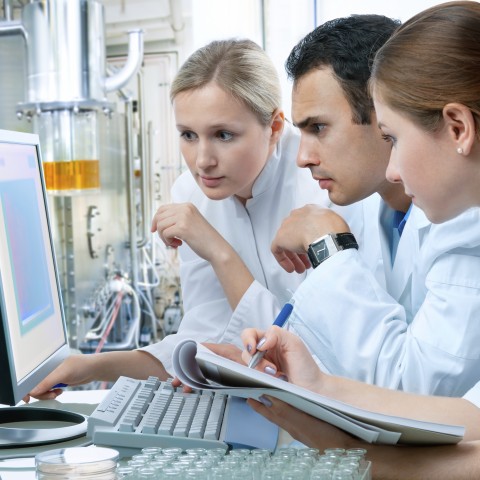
[371, 1, 480, 135]
[171, 39, 281, 126]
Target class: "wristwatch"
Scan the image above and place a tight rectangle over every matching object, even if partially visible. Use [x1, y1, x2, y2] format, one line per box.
[307, 232, 358, 268]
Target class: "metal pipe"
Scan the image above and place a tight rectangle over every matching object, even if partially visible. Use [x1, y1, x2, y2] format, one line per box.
[104, 29, 144, 93]
[168, 0, 184, 43]
[136, 68, 151, 249]
[0, 20, 26, 37]
[125, 99, 139, 293]
[169, 0, 183, 32]
[111, 67, 149, 249]
[2, 0, 12, 21]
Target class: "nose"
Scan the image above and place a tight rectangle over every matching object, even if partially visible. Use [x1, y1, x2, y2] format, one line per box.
[296, 135, 319, 169]
[195, 140, 216, 170]
[386, 153, 402, 184]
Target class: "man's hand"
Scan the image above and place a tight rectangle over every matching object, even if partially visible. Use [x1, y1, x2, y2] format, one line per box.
[272, 205, 350, 273]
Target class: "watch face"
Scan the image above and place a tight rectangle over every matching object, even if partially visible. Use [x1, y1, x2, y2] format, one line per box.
[308, 233, 358, 268]
[311, 240, 330, 263]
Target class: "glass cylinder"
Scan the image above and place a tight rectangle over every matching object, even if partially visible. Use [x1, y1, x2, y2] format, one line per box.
[35, 109, 100, 195]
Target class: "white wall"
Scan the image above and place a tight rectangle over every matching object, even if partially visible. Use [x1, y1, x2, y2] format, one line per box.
[315, 0, 453, 24]
[190, 0, 477, 117]
[192, 0, 263, 48]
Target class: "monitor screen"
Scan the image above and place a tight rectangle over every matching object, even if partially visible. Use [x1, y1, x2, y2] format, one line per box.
[0, 129, 69, 406]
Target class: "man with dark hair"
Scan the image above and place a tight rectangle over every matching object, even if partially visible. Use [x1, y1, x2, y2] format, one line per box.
[285, 15, 398, 125]
[266, 14, 480, 396]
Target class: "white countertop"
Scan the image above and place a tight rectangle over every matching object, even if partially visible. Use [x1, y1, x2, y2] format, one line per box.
[0, 390, 109, 479]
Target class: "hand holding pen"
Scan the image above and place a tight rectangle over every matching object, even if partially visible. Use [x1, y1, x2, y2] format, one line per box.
[241, 310, 324, 392]
[248, 299, 295, 369]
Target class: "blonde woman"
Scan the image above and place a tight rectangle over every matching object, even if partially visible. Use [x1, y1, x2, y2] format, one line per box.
[146, 39, 333, 374]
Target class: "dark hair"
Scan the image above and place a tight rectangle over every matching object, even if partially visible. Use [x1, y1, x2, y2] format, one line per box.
[285, 15, 400, 124]
[371, 1, 480, 136]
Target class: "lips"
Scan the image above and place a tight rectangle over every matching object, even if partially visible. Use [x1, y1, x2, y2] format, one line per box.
[317, 178, 333, 190]
[199, 175, 224, 188]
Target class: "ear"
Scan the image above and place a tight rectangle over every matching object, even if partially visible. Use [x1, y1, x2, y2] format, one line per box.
[442, 103, 476, 155]
[269, 109, 285, 145]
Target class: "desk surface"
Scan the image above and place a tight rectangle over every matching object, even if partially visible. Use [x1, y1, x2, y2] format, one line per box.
[0, 390, 295, 479]
[0, 390, 109, 479]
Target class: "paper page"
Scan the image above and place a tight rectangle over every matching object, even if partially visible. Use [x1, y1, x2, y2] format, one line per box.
[172, 340, 217, 389]
[196, 345, 464, 440]
[172, 340, 464, 445]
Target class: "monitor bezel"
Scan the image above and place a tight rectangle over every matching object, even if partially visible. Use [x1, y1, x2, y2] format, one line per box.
[0, 128, 70, 406]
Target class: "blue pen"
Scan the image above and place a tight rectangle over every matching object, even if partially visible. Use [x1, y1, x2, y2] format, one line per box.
[52, 383, 68, 389]
[248, 299, 294, 369]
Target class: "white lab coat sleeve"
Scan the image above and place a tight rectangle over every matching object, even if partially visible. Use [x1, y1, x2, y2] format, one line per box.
[289, 249, 406, 384]
[407, 251, 480, 396]
[141, 245, 234, 375]
[142, 299, 232, 376]
[463, 382, 480, 408]
[142, 278, 281, 375]
[227, 280, 282, 340]
[288, 247, 480, 396]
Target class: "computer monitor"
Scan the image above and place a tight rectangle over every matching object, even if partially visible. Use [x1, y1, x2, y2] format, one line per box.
[0, 129, 87, 449]
[0, 129, 70, 407]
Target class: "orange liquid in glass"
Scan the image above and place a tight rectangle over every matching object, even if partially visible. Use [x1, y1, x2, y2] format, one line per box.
[43, 160, 100, 191]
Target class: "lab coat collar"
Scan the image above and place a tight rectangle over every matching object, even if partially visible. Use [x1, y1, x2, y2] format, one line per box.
[379, 202, 431, 301]
[248, 122, 295, 201]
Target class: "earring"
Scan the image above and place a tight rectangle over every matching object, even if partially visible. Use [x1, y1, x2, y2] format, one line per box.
[457, 147, 464, 155]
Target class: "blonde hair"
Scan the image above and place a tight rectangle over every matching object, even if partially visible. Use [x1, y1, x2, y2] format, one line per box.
[371, 1, 480, 136]
[171, 39, 281, 126]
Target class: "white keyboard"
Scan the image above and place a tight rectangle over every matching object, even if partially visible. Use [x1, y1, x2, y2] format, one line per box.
[87, 376, 278, 457]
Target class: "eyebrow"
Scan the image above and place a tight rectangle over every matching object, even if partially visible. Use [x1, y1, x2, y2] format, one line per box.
[293, 116, 323, 129]
[176, 123, 234, 131]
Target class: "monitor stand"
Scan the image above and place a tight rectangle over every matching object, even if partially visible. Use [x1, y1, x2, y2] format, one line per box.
[0, 407, 87, 447]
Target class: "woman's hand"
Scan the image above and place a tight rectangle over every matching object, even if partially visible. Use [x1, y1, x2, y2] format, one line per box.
[151, 202, 228, 263]
[23, 354, 97, 402]
[241, 326, 323, 392]
[248, 396, 359, 451]
[203, 343, 245, 364]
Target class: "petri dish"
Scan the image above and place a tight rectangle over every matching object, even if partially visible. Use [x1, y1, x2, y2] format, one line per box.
[35, 446, 118, 479]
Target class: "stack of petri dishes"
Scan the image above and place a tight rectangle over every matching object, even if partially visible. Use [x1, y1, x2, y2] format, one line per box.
[35, 446, 119, 479]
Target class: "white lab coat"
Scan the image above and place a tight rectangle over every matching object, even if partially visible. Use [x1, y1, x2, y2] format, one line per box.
[463, 381, 480, 408]
[142, 122, 357, 374]
[288, 203, 480, 397]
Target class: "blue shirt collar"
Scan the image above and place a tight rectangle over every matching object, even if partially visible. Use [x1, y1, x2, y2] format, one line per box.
[393, 204, 413, 236]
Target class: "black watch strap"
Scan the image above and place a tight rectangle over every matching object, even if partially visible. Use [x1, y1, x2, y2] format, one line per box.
[335, 232, 358, 250]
